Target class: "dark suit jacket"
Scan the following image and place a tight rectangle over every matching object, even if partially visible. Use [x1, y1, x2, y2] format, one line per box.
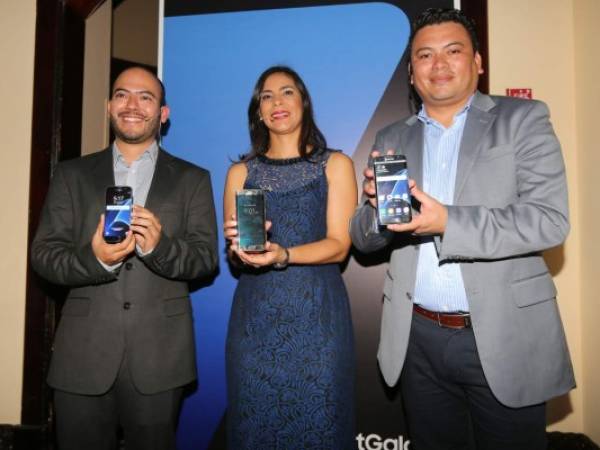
[351, 92, 575, 407]
[31, 147, 218, 395]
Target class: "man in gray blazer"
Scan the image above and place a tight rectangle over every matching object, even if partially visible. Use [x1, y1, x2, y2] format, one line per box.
[350, 8, 574, 450]
[31, 67, 218, 450]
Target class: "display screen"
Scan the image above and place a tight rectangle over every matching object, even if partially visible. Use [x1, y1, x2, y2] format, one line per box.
[236, 189, 266, 252]
[103, 186, 133, 243]
[374, 155, 411, 225]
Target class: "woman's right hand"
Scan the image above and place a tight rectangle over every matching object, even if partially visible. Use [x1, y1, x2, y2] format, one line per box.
[224, 214, 239, 252]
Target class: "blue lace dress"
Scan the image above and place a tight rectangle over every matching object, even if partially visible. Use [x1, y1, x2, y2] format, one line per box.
[226, 149, 355, 450]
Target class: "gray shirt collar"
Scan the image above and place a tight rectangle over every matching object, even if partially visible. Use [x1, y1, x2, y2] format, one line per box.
[112, 141, 159, 168]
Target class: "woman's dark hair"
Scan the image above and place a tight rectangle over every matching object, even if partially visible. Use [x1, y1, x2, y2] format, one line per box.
[408, 8, 480, 111]
[244, 65, 326, 160]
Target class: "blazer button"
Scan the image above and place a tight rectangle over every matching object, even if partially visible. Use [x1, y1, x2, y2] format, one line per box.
[125, 262, 133, 270]
[406, 292, 412, 300]
[123, 302, 131, 310]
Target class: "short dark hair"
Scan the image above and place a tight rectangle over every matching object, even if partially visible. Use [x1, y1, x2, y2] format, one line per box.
[245, 65, 326, 160]
[156, 77, 167, 108]
[111, 66, 167, 107]
[409, 8, 479, 55]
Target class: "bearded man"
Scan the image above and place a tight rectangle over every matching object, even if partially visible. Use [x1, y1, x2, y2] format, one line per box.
[32, 66, 218, 450]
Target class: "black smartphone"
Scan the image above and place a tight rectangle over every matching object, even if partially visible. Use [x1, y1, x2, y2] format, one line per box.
[236, 189, 266, 252]
[103, 186, 133, 243]
[373, 154, 412, 225]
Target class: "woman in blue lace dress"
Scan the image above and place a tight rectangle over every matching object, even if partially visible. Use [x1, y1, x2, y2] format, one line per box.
[223, 66, 357, 449]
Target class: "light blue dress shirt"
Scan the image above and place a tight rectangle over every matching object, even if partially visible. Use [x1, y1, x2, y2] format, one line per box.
[112, 141, 158, 207]
[413, 98, 472, 313]
[98, 141, 159, 272]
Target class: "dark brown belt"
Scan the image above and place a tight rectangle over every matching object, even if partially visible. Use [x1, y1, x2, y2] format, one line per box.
[413, 303, 471, 329]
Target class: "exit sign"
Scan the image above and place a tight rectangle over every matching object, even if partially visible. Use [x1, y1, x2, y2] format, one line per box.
[506, 88, 532, 99]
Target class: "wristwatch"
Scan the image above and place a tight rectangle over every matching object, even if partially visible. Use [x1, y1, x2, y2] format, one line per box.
[273, 247, 290, 270]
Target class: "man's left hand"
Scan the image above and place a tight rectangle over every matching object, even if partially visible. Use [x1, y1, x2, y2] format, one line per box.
[131, 205, 162, 254]
[387, 180, 448, 235]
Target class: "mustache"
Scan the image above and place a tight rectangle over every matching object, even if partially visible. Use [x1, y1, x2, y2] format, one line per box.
[118, 111, 153, 121]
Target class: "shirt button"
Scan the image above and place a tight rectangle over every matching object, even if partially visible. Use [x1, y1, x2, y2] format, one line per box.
[123, 302, 131, 310]
[125, 262, 133, 270]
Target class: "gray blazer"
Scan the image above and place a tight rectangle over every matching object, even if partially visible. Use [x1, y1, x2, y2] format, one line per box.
[31, 147, 218, 395]
[350, 92, 575, 408]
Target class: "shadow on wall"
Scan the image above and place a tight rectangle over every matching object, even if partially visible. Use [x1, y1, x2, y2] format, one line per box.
[547, 393, 573, 426]
[545, 244, 565, 277]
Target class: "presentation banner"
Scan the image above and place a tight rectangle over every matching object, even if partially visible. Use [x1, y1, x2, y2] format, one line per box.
[161, 1, 453, 448]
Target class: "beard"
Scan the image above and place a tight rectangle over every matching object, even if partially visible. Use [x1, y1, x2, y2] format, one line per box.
[110, 112, 161, 144]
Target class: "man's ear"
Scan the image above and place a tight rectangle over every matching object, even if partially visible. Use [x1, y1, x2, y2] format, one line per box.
[475, 51, 484, 75]
[160, 105, 170, 124]
[408, 62, 414, 85]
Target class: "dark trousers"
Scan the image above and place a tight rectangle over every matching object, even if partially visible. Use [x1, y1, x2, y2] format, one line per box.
[54, 356, 183, 450]
[401, 311, 547, 450]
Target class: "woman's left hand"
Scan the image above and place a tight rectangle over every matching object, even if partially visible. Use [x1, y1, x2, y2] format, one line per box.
[236, 241, 288, 268]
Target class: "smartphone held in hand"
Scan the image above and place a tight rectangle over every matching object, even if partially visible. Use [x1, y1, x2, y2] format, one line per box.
[236, 189, 266, 252]
[103, 186, 133, 243]
[373, 154, 411, 225]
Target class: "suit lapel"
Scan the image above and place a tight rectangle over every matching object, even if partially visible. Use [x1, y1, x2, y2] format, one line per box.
[454, 92, 497, 201]
[145, 149, 174, 211]
[402, 116, 424, 188]
[90, 148, 115, 211]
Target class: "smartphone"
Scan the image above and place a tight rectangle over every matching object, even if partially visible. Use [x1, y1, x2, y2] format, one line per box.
[236, 189, 266, 252]
[103, 186, 133, 244]
[373, 154, 412, 225]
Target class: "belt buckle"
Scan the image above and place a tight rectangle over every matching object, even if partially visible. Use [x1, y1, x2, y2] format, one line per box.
[463, 315, 471, 328]
[436, 311, 443, 327]
[435, 310, 471, 329]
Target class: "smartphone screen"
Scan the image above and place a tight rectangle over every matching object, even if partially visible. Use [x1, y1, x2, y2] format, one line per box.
[236, 189, 266, 252]
[373, 154, 412, 225]
[103, 186, 133, 243]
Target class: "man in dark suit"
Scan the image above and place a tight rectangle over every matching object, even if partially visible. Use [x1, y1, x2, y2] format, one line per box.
[351, 8, 574, 450]
[31, 66, 218, 450]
